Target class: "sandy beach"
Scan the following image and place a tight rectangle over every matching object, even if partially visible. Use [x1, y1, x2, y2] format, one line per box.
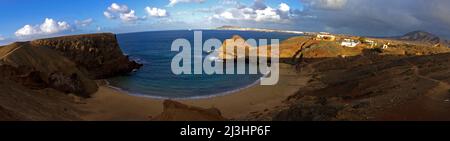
[76, 63, 309, 121]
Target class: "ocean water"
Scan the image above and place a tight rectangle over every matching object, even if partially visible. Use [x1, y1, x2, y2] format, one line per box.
[108, 30, 300, 99]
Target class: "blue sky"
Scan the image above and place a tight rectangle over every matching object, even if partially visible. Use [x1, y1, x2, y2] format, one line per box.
[0, 0, 302, 44]
[1, 0, 450, 45]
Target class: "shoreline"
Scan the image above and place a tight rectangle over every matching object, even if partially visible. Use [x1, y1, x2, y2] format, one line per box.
[104, 58, 268, 100]
[104, 74, 263, 100]
[76, 63, 310, 121]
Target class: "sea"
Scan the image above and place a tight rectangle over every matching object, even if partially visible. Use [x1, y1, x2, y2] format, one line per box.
[107, 30, 300, 99]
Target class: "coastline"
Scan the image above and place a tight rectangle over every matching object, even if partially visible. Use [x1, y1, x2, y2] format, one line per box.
[104, 73, 263, 100]
[76, 63, 310, 120]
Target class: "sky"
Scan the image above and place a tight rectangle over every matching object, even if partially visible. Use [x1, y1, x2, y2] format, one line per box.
[1, 0, 450, 45]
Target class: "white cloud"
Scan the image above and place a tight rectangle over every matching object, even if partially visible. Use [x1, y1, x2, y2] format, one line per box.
[104, 3, 143, 23]
[0, 35, 5, 41]
[211, 8, 249, 21]
[75, 18, 93, 27]
[220, 11, 235, 20]
[15, 18, 72, 37]
[145, 7, 169, 17]
[210, 4, 291, 23]
[15, 25, 40, 37]
[168, 0, 206, 7]
[119, 10, 140, 22]
[104, 11, 116, 19]
[255, 7, 281, 22]
[108, 3, 130, 13]
[279, 3, 290, 12]
[40, 18, 71, 34]
[208, 0, 298, 24]
[220, 0, 239, 5]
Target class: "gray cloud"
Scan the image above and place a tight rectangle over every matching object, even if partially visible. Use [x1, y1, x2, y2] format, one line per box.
[298, 0, 450, 38]
[252, 0, 268, 10]
[301, 0, 348, 10]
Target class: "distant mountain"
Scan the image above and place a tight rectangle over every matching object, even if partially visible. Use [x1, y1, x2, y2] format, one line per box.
[218, 25, 241, 29]
[399, 31, 449, 47]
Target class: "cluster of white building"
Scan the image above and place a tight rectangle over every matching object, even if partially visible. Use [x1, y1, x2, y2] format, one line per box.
[341, 39, 360, 48]
[314, 33, 381, 48]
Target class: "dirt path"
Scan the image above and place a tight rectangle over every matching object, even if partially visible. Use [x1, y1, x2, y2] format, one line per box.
[376, 60, 450, 120]
[0, 45, 23, 59]
[404, 59, 450, 96]
[405, 60, 449, 85]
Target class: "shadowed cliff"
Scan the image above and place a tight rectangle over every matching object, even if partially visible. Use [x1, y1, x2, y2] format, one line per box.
[31, 33, 142, 79]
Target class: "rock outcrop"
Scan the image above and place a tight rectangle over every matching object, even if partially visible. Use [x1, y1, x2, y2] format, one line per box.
[217, 35, 277, 60]
[152, 100, 227, 121]
[31, 33, 142, 79]
[218, 35, 254, 60]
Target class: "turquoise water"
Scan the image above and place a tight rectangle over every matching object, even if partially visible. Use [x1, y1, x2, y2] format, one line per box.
[108, 30, 299, 98]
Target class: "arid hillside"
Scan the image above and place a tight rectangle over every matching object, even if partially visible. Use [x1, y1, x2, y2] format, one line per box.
[202, 32, 450, 121]
[0, 33, 142, 120]
[0, 42, 98, 96]
[238, 32, 450, 120]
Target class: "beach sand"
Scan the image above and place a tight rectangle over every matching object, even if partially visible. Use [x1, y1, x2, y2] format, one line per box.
[76, 63, 309, 121]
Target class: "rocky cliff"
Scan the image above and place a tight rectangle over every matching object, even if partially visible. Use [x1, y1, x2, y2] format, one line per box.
[0, 33, 142, 120]
[31, 33, 142, 79]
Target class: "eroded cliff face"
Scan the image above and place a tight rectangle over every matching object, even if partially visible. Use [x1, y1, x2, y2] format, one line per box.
[0, 33, 142, 120]
[31, 33, 142, 79]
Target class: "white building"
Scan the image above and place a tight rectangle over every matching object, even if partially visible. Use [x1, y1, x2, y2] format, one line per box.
[315, 34, 336, 41]
[341, 39, 360, 47]
[364, 40, 377, 47]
